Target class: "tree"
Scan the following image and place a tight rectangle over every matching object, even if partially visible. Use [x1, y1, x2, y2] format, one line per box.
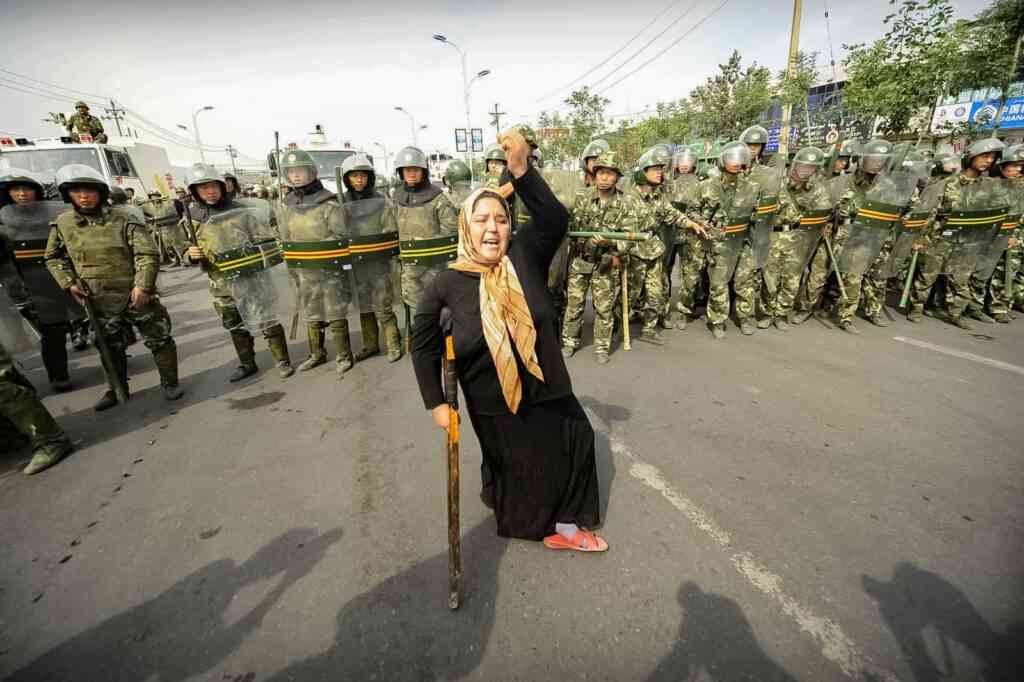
[537, 87, 610, 164]
[689, 50, 773, 141]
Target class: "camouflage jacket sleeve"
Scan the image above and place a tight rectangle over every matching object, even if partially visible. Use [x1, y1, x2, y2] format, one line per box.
[836, 185, 857, 223]
[653, 194, 690, 231]
[44, 223, 76, 290]
[128, 221, 160, 292]
[434, 192, 459, 233]
[684, 179, 716, 227]
[324, 200, 348, 238]
[776, 186, 802, 227]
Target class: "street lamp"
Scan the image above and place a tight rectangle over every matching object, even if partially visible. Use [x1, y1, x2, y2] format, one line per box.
[374, 142, 390, 178]
[192, 105, 214, 164]
[395, 106, 426, 147]
[433, 34, 490, 181]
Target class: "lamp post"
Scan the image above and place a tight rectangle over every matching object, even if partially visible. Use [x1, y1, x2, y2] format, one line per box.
[192, 105, 214, 164]
[394, 106, 423, 147]
[374, 142, 389, 178]
[433, 34, 490, 181]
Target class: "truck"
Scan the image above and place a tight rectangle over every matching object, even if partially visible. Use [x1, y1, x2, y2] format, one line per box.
[0, 136, 177, 196]
[267, 126, 372, 195]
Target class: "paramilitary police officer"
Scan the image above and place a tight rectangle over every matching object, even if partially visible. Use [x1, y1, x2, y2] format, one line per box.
[970, 144, 1022, 323]
[277, 149, 355, 376]
[392, 145, 459, 345]
[761, 146, 834, 330]
[340, 153, 403, 362]
[686, 141, 761, 339]
[911, 138, 1009, 329]
[561, 151, 640, 364]
[142, 189, 185, 267]
[184, 164, 295, 380]
[46, 164, 183, 410]
[66, 101, 107, 144]
[0, 338, 74, 475]
[484, 145, 507, 181]
[0, 169, 86, 391]
[667, 145, 709, 330]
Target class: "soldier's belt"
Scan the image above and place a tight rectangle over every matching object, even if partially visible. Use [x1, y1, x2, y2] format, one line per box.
[12, 238, 47, 263]
[210, 243, 284, 278]
[756, 196, 781, 215]
[999, 213, 1021, 231]
[852, 200, 904, 229]
[945, 207, 1009, 230]
[901, 212, 930, 231]
[399, 234, 458, 265]
[350, 232, 400, 262]
[282, 239, 351, 269]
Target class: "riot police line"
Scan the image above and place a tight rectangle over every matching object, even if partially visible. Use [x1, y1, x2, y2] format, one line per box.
[1, 127, 1021, 475]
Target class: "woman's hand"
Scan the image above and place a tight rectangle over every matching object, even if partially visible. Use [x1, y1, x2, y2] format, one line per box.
[498, 129, 531, 179]
[431, 404, 450, 431]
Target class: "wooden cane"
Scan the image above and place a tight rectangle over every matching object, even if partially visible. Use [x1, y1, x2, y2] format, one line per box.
[621, 257, 631, 351]
[441, 319, 462, 610]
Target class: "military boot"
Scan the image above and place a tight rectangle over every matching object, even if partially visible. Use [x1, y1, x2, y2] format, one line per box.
[267, 327, 295, 378]
[966, 308, 994, 324]
[298, 323, 327, 371]
[907, 305, 924, 323]
[329, 319, 355, 376]
[24, 438, 74, 476]
[739, 319, 756, 336]
[355, 312, 381, 361]
[992, 311, 1011, 323]
[229, 331, 258, 382]
[382, 319, 403, 363]
[756, 317, 772, 329]
[94, 351, 129, 412]
[790, 309, 813, 325]
[152, 342, 184, 401]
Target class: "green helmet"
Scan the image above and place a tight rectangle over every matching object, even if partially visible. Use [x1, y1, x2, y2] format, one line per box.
[55, 163, 108, 202]
[632, 166, 648, 187]
[484, 144, 507, 163]
[838, 139, 860, 158]
[932, 152, 960, 176]
[789, 146, 825, 182]
[739, 125, 769, 146]
[280, 149, 318, 184]
[0, 168, 47, 197]
[147, 190, 162, 198]
[639, 146, 671, 170]
[394, 146, 428, 175]
[999, 143, 1024, 165]
[74, 101, 89, 110]
[719, 141, 752, 170]
[963, 137, 1005, 164]
[109, 186, 129, 204]
[858, 139, 893, 174]
[341, 153, 376, 192]
[592, 151, 622, 176]
[444, 160, 472, 188]
[581, 139, 611, 165]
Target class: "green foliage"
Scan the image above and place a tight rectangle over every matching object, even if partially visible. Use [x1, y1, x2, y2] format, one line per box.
[689, 50, 773, 141]
[778, 51, 819, 109]
[537, 87, 609, 164]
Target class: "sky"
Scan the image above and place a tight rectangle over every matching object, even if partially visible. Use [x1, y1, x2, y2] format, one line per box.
[1, 0, 992, 170]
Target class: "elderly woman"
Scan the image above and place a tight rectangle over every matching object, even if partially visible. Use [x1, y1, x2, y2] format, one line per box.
[412, 132, 606, 552]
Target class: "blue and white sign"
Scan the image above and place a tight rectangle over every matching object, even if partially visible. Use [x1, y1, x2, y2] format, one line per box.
[969, 96, 1024, 130]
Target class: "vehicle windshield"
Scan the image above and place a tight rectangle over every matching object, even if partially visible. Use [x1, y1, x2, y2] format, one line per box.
[308, 151, 356, 177]
[0, 148, 102, 176]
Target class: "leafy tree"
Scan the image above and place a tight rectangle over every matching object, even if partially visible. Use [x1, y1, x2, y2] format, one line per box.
[537, 87, 610, 164]
[689, 50, 773, 141]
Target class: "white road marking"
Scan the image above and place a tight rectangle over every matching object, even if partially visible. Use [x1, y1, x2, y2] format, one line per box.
[598, 423, 901, 682]
[893, 336, 1024, 377]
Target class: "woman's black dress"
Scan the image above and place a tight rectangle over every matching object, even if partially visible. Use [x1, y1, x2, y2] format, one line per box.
[412, 167, 600, 540]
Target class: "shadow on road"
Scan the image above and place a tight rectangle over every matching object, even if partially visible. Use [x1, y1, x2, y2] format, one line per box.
[4, 527, 342, 682]
[863, 562, 1023, 682]
[646, 581, 798, 682]
[265, 519, 507, 682]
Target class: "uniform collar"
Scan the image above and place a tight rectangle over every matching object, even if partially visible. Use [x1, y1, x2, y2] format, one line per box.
[74, 205, 109, 224]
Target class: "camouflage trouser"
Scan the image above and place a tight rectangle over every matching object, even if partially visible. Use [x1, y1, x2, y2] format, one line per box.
[562, 258, 621, 354]
[213, 293, 284, 340]
[989, 244, 1023, 312]
[548, 237, 571, 325]
[837, 238, 893, 323]
[160, 224, 186, 261]
[0, 366, 66, 451]
[627, 255, 665, 334]
[97, 299, 175, 354]
[400, 262, 444, 310]
[672, 231, 707, 317]
[762, 231, 814, 319]
[910, 241, 972, 320]
[707, 240, 756, 326]
[354, 262, 397, 326]
[797, 231, 848, 313]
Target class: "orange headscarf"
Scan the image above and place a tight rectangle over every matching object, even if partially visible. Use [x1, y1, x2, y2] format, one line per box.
[449, 188, 544, 413]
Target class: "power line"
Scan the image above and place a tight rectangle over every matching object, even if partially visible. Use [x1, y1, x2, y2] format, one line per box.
[0, 68, 110, 101]
[596, 0, 733, 96]
[0, 79, 106, 109]
[534, 0, 687, 103]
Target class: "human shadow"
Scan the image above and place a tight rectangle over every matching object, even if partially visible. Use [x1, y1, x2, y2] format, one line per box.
[577, 395, 626, 525]
[5, 526, 343, 682]
[264, 519, 507, 682]
[646, 581, 799, 682]
[863, 562, 1024, 682]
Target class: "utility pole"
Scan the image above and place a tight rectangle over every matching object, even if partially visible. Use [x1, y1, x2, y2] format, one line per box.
[489, 103, 506, 134]
[105, 99, 126, 136]
[778, 0, 802, 159]
[226, 145, 239, 173]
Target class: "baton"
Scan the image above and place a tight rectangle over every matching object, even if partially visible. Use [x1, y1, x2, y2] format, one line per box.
[822, 233, 848, 303]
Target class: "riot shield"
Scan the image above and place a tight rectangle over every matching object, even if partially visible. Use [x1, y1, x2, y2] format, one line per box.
[237, 197, 273, 226]
[941, 177, 1009, 276]
[792, 200, 835, 272]
[669, 174, 700, 214]
[837, 170, 917, 277]
[278, 205, 351, 324]
[540, 168, 584, 211]
[710, 180, 758, 284]
[749, 163, 784, 268]
[0, 201, 76, 324]
[884, 179, 944, 278]
[0, 286, 38, 355]
[342, 197, 400, 317]
[971, 178, 1014, 280]
[827, 174, 852, 206]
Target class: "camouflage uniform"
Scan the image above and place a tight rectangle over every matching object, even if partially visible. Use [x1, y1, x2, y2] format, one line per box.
[686, 167, 760, 332]
[142, 196, 185, 265]
[66, 108, 107, 144]
[796, 173, 855, 316]
[561, 181, 640, 357]
[668, 172, 705, 325]
[630, 183, 686, 336]
[972, 164, 1022, 319]
[0, 339, 73, 474]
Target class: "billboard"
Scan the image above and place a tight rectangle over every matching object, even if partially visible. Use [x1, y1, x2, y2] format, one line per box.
[969, 96, 1024, 130]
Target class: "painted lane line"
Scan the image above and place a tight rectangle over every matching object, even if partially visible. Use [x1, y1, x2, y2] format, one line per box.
[893, 336, 1024, 377]
[600, 426, 901, 682]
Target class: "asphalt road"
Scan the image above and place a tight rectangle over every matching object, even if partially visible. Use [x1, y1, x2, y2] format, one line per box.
[1, 265, 1021, 681]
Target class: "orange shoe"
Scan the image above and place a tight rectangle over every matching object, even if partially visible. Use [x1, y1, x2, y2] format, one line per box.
[542, 528, 608, 552]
